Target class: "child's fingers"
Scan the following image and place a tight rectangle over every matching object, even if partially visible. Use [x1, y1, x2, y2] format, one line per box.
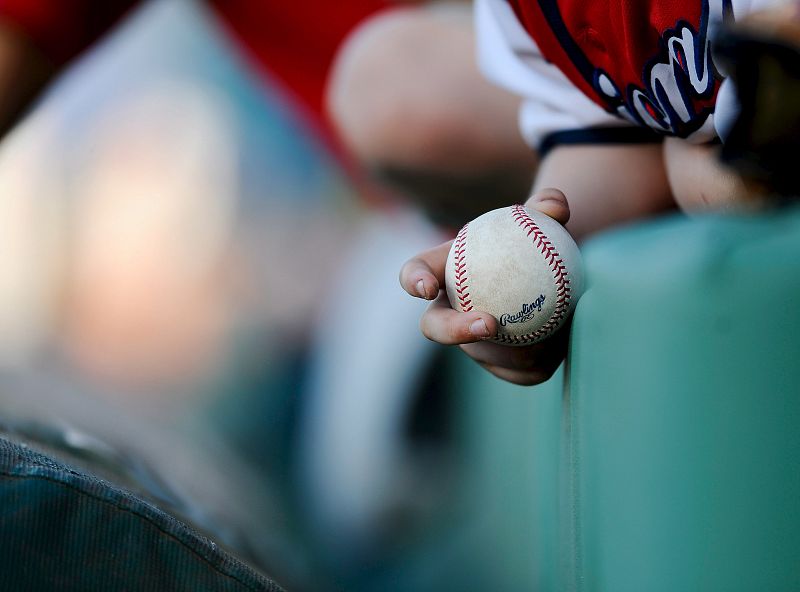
[419, 292, 498, 345]
[399, 240, 453, 300]
[526, 187, 571, 225]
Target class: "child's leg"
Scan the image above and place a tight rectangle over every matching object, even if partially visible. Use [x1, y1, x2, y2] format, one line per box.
[327, 3, 537, 226]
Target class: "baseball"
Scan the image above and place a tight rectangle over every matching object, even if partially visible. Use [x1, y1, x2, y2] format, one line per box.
[445, 204, 584, 346]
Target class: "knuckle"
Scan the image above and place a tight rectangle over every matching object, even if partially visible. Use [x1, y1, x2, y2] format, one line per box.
[419, 316, 436, 342]
[447, 323, 469, 344]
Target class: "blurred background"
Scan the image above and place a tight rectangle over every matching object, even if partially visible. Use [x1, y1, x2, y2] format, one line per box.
[0, 0, 529, 590]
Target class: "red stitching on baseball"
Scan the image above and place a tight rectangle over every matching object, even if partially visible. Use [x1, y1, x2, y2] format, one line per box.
[496, 205, 572, 344]
[453, 223, 473, 312]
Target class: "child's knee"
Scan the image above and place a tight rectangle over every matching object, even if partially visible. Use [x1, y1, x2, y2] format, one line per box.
[327, 7, 465, 167]
[326, 4, 530, 174]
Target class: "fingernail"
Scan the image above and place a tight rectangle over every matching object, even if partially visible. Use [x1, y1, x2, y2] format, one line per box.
[469, 318, 490, 338]
[416, 279, 427, 299]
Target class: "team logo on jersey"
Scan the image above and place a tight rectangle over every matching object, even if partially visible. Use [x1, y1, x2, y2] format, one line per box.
[592, 14, 718, 137]
[510, 0, 733, 138]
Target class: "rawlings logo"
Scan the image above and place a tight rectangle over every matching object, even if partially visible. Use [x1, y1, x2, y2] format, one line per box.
[499, 294, 546, 326]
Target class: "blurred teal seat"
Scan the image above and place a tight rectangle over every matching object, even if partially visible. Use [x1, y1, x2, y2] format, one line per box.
[460, 205, 800, 591]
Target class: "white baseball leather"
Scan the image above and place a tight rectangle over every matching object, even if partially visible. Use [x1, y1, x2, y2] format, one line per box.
[445, 204, 583, 345]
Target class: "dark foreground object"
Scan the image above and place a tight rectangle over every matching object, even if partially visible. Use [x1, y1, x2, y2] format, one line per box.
[0, 434, 284, 592]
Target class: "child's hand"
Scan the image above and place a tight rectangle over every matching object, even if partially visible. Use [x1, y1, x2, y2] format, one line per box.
[399, 188, 572, 386]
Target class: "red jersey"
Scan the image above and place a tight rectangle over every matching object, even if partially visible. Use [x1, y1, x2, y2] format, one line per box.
[475, 0, 783, 150]
[505, 0, 730, 139]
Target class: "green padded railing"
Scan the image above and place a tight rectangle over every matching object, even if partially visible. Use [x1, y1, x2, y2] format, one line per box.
[460, 205, 800, 591]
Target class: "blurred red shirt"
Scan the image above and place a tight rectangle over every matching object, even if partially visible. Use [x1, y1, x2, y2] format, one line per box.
[0, 0, 392, 140]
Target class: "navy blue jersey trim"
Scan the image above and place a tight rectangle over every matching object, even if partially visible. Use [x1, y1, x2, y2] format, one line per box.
[539, 127, 662, 156]
[537, 0, 596, 85]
